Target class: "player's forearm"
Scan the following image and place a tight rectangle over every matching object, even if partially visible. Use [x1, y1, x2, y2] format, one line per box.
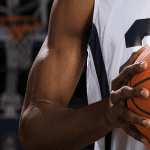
[23, 97, 115, 150]
[46, 97, 114, 150]
[60, 97, 114, 149]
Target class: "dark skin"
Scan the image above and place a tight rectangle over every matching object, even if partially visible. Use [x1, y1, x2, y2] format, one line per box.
[107, 45, 150, 145]
[19, 0, 150, 149]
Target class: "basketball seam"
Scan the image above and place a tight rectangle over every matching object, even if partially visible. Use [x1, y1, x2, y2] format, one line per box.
[131, 77, 150, 115]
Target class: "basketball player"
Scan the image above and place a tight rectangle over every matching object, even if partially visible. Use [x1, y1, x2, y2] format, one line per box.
[19, 0, 150, 149]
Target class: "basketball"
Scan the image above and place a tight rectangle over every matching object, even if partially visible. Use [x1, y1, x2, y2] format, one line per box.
[126, 45, 150, 148]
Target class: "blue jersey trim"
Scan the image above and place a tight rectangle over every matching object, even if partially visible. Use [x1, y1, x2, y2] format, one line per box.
[88, 23, 112, 150]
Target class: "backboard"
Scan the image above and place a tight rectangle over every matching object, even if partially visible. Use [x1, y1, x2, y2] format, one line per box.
[0, 0, 54, 69]
[0, 0, 54, 42]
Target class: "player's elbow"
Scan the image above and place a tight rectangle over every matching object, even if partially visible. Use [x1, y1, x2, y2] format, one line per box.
[19, 136, 34, 150]
[19, 106, 57, 150]
[19, 121, 39, 150]
[19, 136, 48, 150]
[19, 125, 57, 150]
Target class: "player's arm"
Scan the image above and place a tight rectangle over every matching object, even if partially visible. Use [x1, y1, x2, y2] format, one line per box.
[19, 0, 115, 149]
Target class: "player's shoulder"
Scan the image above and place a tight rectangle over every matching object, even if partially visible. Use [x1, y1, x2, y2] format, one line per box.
[46, 0, 94, 49]
[52, 0, 94, 31]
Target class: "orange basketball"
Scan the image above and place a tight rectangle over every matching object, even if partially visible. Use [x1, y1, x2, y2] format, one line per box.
[126, 44, 150, 148]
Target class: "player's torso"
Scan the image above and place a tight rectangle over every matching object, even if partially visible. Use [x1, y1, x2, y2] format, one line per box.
[101, 0, 150, 77]
[87, 0, 150, 105]
[86, 0, 150, 150]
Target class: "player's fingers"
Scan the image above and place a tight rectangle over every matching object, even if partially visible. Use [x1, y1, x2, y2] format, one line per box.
[120, 107, 150, 129]
[110, 86, 149, 105]
[119, 45, 149, 74]
[111, 61, 147, 91]
[121, 120, 150, 144]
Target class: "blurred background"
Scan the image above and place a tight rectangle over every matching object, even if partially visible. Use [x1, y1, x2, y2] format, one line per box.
[0, 0, 94, 149]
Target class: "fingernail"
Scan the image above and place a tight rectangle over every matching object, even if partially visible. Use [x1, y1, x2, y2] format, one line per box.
[140, 89, 149, 98]
[139, 62, 146, 68]
[142, 120, 150, 128]
[141, 138, 148, 144]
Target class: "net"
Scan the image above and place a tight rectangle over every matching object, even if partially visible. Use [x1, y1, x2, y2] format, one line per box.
[0, 15, 41, 42]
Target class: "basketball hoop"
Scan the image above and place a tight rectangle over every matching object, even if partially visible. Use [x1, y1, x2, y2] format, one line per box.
[0, 15, 42, 69]
[0, 15, 42, 119]
[0, 15, 42, 43]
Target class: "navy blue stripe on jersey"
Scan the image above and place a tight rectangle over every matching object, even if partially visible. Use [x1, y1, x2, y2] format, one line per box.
[88, 23, 112, 150]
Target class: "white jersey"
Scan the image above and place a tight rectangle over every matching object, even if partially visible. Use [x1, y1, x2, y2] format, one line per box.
[86, 0, 150, 150]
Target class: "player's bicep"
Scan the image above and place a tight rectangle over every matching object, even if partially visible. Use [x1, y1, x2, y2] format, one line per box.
[48, 0, 94, 50]
[33, 0, 94, 107]
[35, 45, 86, 107]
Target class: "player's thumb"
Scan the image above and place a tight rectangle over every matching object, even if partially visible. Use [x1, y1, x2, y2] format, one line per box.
[119, 44, 149, 74]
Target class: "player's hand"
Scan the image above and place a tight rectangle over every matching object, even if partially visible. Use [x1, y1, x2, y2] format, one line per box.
[106, 45, 150, 145]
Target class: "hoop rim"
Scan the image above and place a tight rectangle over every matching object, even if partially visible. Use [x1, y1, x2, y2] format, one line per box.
[0, 15, 42, 42]
[0, 15, 39, 22]
[0, 15, 42, 30]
